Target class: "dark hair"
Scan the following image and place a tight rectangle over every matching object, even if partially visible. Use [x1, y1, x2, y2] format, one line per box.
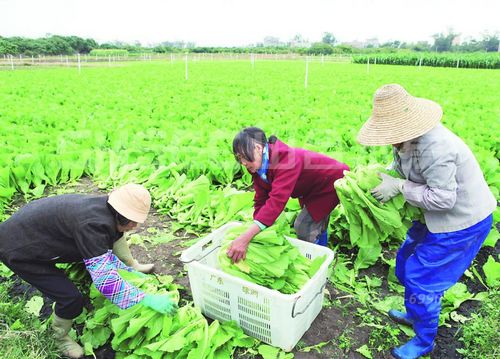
[232, 127, 277, 162]
[107, 202, 132, 226]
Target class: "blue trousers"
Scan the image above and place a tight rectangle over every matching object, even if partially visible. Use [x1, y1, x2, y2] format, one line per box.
[395, 214, 492, 347]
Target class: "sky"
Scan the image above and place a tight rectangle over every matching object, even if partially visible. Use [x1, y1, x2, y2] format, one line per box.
[0, 0, 499, 46]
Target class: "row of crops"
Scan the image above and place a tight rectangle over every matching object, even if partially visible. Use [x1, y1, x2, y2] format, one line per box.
[353, 52, 500, 69]
[0, 61, 499, 357]
[0, 61, 498, 262]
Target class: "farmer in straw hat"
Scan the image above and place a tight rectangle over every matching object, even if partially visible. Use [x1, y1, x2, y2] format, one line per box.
[0, 184, 177, 358]
[228, 127, 349, 262]
[357, 84, 495, 359]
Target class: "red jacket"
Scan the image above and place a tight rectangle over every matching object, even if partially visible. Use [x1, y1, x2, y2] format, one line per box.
[252, 139, 349, 226]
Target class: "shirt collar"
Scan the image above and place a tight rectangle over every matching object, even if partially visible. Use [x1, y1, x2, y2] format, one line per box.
[257, 143, 269, 183]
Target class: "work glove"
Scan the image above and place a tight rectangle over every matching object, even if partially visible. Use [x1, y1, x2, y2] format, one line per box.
[141, 294, 178, 315]
[371, 173, 405, 203]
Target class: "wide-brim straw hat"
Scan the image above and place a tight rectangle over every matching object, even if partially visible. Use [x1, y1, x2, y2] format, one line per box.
[357, 84, 442, 146]
[108, 183, 151, 223]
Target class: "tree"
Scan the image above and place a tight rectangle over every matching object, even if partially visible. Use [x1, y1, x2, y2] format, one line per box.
[411, 41, 431, 52]
[335, 44, 353, 54]
[307, 42, 334, 55]
[458, 39, 483, 52]
[0, 37, 18, 55]
[482, 34, 499, 52]
[322, 32, 336, 45]
[432, 31, 458, 52]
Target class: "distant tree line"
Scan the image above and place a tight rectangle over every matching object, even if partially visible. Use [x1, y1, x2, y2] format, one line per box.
[1, 32, 498, 57]
[0, 35, 98, 56]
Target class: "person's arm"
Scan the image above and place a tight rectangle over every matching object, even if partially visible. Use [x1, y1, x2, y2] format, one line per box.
[402, 141, 458, 211]
[84, 251, 177, 314]
[253, 178, 269, 218]
[84, 250, 145, 309]
[227, 151, 302, 262]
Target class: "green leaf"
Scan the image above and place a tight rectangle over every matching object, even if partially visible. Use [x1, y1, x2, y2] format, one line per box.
[355, 344, 373, 358]
[258, 344, 280, 359]
[24, 295, 44, 317]
[482, 228, 499, 248]
[483, 255, 500, 288]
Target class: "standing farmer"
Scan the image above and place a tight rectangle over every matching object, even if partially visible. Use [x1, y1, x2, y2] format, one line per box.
[357, 84, 495, 359]
[0, 184, 177, 358]
[227, 127, 349, 262]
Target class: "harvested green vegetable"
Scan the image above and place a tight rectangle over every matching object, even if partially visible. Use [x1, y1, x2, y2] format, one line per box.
[333, 165, 422, 271]
[80, 270, 254, 358]
[218, 225, 326, 294]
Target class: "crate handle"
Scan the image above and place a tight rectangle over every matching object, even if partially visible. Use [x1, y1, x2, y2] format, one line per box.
[291, 281, 327, 318]
[180, 244, 221, 264]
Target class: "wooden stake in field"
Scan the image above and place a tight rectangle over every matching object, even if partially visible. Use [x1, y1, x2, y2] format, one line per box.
[304, 57, 309, 89]
[366, 57, 370, 74]
[170, 53, 174, 64]
[76, 54, 82, 74]
[251, 53, 255, 69]
[419, 56, 423, 69]
[456, 59, 460, 68]
[185, 54, 188, 80]
[77, 53, 81, 74]
[10, 55, 14, 70]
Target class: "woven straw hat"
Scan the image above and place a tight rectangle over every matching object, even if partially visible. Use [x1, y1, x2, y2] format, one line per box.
[108, 184, 151, 223]
[357, 84, 442, 146]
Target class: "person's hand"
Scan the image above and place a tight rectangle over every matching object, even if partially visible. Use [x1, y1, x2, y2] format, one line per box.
[371, 173, 405, 203]
[227, 223, 261, 262]
[226, 234, 251, 263]
[141, 294, 178, 315]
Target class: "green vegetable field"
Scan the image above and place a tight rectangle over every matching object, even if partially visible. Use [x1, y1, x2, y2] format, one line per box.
[0, 60, 499, 358]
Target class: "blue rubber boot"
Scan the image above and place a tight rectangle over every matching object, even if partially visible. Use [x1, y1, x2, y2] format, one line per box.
[314, 230, 328, 246]
[388, 309, 414, 327]
[391, 337, 434, 359]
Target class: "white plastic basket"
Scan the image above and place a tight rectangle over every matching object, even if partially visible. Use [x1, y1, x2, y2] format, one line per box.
[180, 222, 335, 351]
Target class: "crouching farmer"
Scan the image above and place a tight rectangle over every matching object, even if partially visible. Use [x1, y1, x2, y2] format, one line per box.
[0, 184, 177, 358]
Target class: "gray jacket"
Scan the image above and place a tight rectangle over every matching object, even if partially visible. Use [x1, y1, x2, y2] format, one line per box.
[393, 124, 496, 233]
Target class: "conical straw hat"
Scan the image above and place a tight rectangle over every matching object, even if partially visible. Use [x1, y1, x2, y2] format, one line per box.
[357, 84, 442, 146]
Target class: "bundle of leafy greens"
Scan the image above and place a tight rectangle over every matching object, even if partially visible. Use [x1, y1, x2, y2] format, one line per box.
[218, 225, 326, 294]
[78, 270, 254, 358]
[332, 165, 422, 271]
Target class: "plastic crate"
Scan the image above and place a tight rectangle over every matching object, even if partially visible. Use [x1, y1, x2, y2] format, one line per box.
[180, 222, 335, 351]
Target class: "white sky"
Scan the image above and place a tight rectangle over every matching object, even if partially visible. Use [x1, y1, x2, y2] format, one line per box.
[0, 0, 499, 46]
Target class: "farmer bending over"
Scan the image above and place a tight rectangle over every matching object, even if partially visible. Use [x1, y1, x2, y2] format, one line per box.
[357, 84, 495, 359]
[0, 184, 177, 358]
[227, 127, 349, 262]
